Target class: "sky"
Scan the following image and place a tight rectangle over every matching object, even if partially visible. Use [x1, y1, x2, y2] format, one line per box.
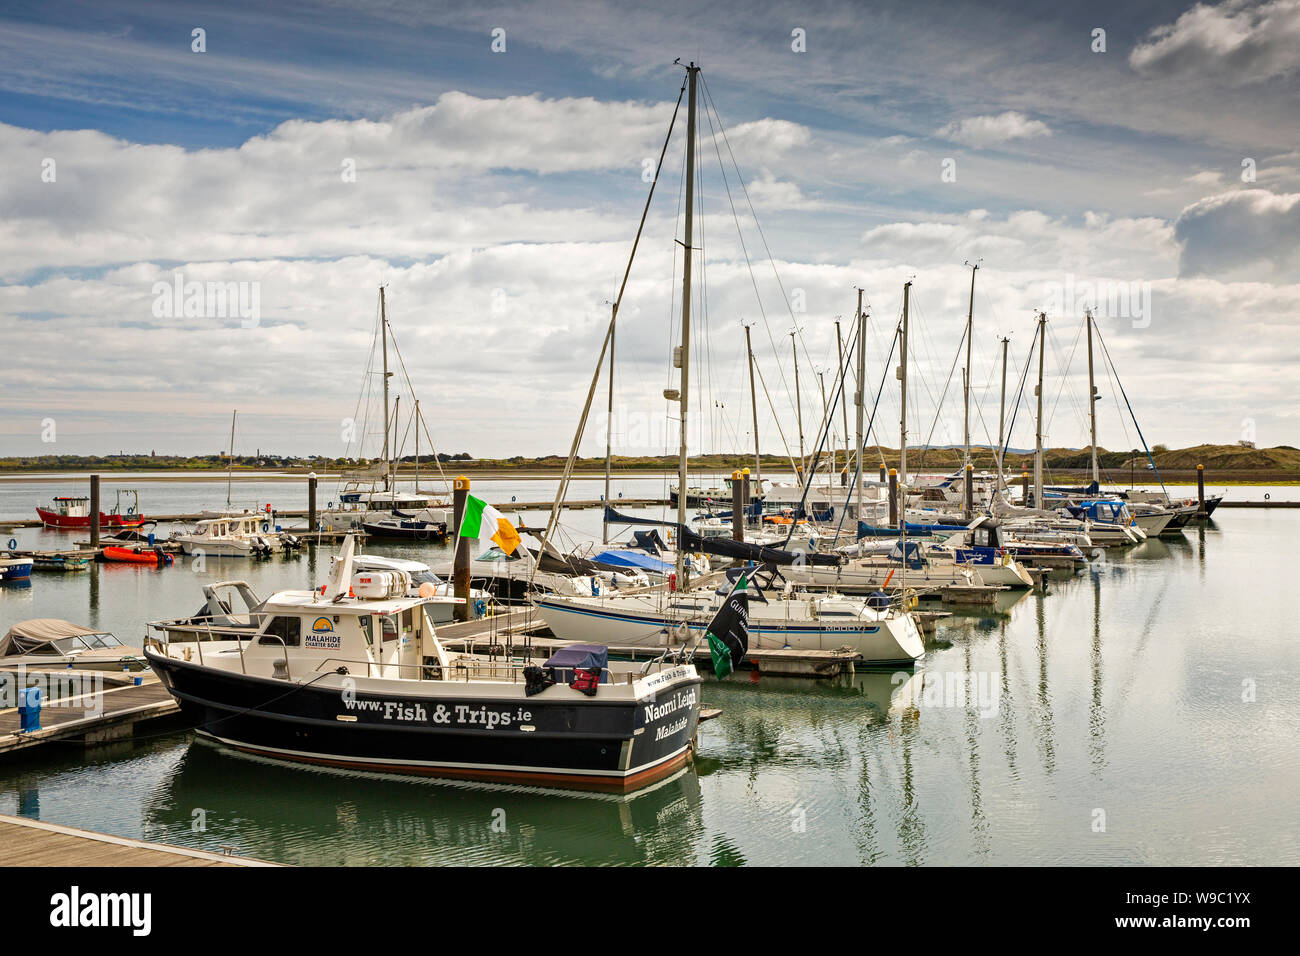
[1, 0, 1297, 462]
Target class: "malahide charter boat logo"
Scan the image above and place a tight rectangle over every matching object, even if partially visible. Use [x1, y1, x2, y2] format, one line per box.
[305, 616, 341, 649]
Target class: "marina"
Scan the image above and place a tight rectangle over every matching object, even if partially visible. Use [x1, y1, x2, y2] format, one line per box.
[2, 0, 1297, 904]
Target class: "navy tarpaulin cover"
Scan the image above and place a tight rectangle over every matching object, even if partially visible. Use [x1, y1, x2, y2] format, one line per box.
[544, 643, 610, 683]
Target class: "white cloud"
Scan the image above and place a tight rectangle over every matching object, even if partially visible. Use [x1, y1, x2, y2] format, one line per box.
[1130, 0, 1300, 85]
[936, 112, 1051, 149]
[1174, 188, 1300, 279]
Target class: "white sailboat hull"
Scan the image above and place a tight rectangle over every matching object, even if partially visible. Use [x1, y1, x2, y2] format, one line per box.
[532, 592, 924, 664]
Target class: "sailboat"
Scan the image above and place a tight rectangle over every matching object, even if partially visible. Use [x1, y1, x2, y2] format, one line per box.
[530, 63, 924, 666]
[320, 290, 453, 538]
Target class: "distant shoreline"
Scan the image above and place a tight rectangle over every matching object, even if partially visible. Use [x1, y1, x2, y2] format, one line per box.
[1, 467, 1296, 486]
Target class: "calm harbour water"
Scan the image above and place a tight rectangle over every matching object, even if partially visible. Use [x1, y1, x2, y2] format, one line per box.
[1, 477, 1297, 865]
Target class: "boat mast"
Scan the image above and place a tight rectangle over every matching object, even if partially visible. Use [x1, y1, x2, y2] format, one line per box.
[836, 319, 849, 484]
[790, 329, 805, 474]
[225, 409, 236, 509]
[963, 262, 978, 470]
[853, 288, 866, 521]
[745, 323, 761, 484]
[604, 303, 616, 545]
[818, 370, 829, 477]
[414, 399, 420, 494]
[673, 62, 699, 587]
[898, 281, 912, 487]
[997, 335, 1009, 487]
[380, 287, 391, 493]
[1086, 309, 1099, 486]
[1034, 311, 1046, 508]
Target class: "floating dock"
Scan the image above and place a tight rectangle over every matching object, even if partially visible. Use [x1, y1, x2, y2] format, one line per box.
[0, 814, 278, 867]
[0, 674, 178, 756]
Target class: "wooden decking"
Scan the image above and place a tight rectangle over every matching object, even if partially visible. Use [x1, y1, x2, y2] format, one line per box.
[0, 675, 178, 755]
[0, 814, 278, 866]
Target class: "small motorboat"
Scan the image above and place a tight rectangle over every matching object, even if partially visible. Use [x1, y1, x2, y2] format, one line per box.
[32, 554, 90, 572]
[0, 555, 34, 581]
[1, 619, 147, 671]
[103, 546, 174, 566]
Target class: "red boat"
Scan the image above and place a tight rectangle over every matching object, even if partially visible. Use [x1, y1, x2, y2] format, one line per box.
[102, 546, 173, 566]
[37, 491, 148, 530]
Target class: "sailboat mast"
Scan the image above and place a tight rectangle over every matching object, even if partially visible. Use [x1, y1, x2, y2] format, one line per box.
[226, 409, 236, 509]
[674, 62, 698, 587]
[604, 304, 616, 545]
[380, 287, 391, 492]
[1086, 310, 1099, 486]
[791, 330, 805, 473]
[997, 335, 1009, 485]
[1034, 311, 1046, 507]
[898, 281, 912, 486]
[390, 396, 400, 491]
[414, 399, 420, 494]
[836, 319, 849, 483]
[746, 323, 761, 484]
[963, 262, 978, 468]
[854, 288, 865, 521]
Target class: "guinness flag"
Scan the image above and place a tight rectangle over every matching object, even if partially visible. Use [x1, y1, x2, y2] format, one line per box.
[705, 573, 752, 679]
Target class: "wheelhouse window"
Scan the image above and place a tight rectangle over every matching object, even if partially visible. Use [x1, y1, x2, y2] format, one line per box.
[258, 616, 301, 647]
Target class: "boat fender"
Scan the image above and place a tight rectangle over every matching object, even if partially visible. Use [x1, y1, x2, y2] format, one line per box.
[668, 572, 677, 592]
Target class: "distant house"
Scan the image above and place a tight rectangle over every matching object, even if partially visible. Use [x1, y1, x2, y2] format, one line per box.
[1237, 440, 1256, 449]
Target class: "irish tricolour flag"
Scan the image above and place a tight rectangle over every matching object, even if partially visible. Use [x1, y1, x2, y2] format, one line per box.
[458, 495, 522, 555]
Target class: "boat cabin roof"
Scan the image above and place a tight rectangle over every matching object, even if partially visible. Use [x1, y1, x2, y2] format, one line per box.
[262, 589, 435, 617]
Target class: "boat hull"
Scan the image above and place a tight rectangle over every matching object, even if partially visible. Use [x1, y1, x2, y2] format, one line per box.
[533, 595, 924, 664]
[146, 651, 702, 793]
[37, 508, 147, 530]
[0, 559, 34, 581]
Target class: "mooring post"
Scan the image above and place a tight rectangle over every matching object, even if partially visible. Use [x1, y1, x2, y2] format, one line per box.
[1197, 463, 1206, 516]
[89, 474, 100, 550]
[965, 462, 974, 521]
[840, 465, 848, 487]
[741, 467, 751, 524]
[1022, 471, 1030, 508]
[453, 475, 471, 621]
[307, 472, 318, 531]
[889, 467, 899, 528]
[731, 470, 744, 558]
[879, 465, 886, 484]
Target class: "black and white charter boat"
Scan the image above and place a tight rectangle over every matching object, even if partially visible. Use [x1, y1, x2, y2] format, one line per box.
[144, 536, 704, 792]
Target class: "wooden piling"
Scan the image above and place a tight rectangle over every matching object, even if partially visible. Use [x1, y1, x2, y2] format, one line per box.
[731, 470, 743, 546]
[453, 476, 471, 622]
[1021, 471, 1030, 508]
[1197, 463, 1206, 516]
[307, 473, 318, 531]
[89, 474, 100, 549]
[965, 462, 974, 520]
[879, 465, 886, 484]
[888, 467, 899, 527]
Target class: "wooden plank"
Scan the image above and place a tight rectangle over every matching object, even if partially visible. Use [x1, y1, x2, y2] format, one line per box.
[0, 814, 279, 867]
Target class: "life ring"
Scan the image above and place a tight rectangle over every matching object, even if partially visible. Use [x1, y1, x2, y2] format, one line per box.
[261, 522, 270, 532]
[127, 506, 136, 515]
[6, 538, 16, 550]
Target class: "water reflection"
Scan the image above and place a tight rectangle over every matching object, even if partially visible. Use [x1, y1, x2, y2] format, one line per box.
[143, 738, 705, 866]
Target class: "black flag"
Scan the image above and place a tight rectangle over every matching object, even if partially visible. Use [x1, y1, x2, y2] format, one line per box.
[705, 573, 751, 678]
